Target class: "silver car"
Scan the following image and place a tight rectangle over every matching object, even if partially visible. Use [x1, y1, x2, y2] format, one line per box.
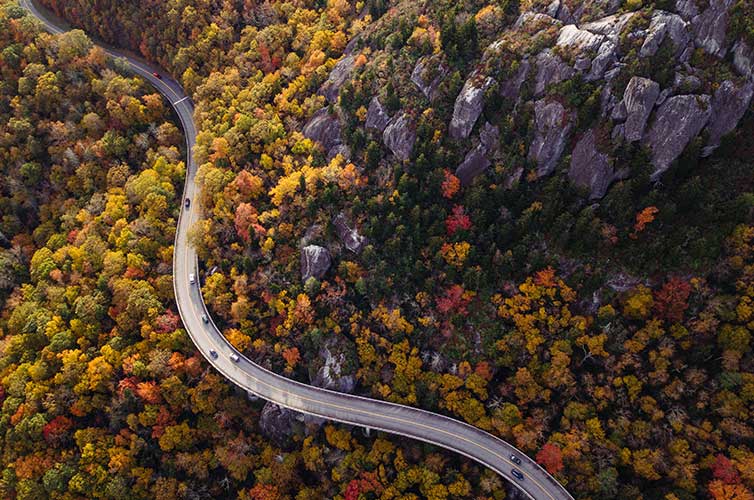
[229, 353, 240, 363]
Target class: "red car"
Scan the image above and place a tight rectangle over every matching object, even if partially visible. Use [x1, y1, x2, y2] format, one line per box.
[152, 72, 162, 79]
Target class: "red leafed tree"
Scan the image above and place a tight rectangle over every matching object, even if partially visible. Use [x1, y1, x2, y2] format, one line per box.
[536, 443, 564, 474]
[248, 484, 280, 500]
[445, 205, 472, 235]
[43, 415, 74, 446]
[441, 169, 460, 199]
[344, 480, 361, 500]
[155, 309, 181, 333]
[234, 203, 257, 242]
[436, 284, 471, 316]
[654, 277, 692, 323]
[712, 454, 741, 484]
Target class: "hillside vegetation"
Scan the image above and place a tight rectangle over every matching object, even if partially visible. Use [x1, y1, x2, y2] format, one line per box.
[6, 0, 754, 498]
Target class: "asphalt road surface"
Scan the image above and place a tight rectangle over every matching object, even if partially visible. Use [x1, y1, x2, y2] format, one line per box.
[20, 2, 574, 498]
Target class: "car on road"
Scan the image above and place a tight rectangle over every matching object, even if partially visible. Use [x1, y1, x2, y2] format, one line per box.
[511, 469, 524, 481]
[152, 72, 162, 79]
[201, 314, 209, 324]
[209, 349, 218, 359]
[229, 353, 240, 363]
[510, 455, 522, 465]
[189, 273, 195, 284]
[184, 198, 190, 208]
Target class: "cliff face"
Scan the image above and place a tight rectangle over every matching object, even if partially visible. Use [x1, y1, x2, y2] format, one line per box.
[305, 0, 752, 201]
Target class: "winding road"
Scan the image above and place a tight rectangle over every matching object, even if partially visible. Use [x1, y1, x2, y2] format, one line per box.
[20, 2, 574, 498]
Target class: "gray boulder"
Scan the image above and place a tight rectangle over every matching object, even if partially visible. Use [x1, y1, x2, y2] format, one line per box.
[301, 245, 332, 281]
[692, 0, 735, 58]
[365, 97, 391, 132]
[449, 73, 494, 140]
[615, 77, 660, 142]
[411, 55, 448, 100]
[309, 339, 356, 394]
[303, 108, 341, 152]
[643, 94, 712, 176]
[259, 402, 296, 447]
[528, 99, 574, 177]
[733, 40, 754, 79]
[675, 0, 699, 20]
[547, 0, 575, 23]
[455, 145, 492, 186]
[320, 54, 356, 103]
[556, 24, 606, 51]
[500, 59, 531, 102]
[640, 11, 690, 58]
[534, 49, 574, 96]
[582, 12, 636, 42]
[327, 144, 351, 162]
[333, 213, 366, 253]
[568, 128, 627, 199]
[587, 40, 617, 81]
[383, 113, 415, 161]
[703, 80, 754, 155]
[480, 121, 501, 153]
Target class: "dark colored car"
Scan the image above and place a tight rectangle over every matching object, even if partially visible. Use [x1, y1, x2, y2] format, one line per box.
[209, 349, 218, 359]
[511, 469, 525, 481]
[152, 72, 162, 79]
[510, 455, 522, 465]
[184, 198, 190, 208]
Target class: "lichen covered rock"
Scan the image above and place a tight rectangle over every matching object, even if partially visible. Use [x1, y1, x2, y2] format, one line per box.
[301, 245, 332, 281]
[703, 80, 754, 155]
[643, 94, 712, 176]
[303, 108, 341, 152]
[365, 97, 390, 132]
[383, 113, 415, 161]
[449, 73, 494, 139]
[528, 99, 574, 178]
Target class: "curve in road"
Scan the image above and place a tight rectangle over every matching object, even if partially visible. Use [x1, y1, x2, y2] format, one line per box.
[20, 2, 574, 499]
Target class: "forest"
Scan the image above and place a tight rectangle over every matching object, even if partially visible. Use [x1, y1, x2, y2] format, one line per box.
[3, 0, 754, 498]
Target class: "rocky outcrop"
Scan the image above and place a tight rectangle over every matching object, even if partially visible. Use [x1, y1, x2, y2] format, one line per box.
[675, 0, 699, 20]
[692, 0, 735, 58]
[534, 50, 574, 96]
[556, 24, 605, 51]
[303, 108, 341, 152]
[479, 122, 500, 153]
[587, 40, 617, 81]
[703, 80, 754, 155]
[581, 12, 635, 42]
[320, 54, 356, 103]
[733, 41, 754, 79]
[500, 59, 531, 102]
[301, 245, 331, 281]
[411, 55, 448, 101]
[309, 339, 356, 394]
[383, 113, 415, 161]
[568, 128, 626, 199]
[449, 73, 494, 139]
[528, 99, 574, 177]
[455, 146, 492, 186]
[333, 213, 366, 253]
[613, 77, 660, 143]
[259, 402, 296, 447]
[640, 11, 690, 59]
[365, 97, 390, 132]
[327, 144, 351, 162]
[643, 94, 712, 176]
